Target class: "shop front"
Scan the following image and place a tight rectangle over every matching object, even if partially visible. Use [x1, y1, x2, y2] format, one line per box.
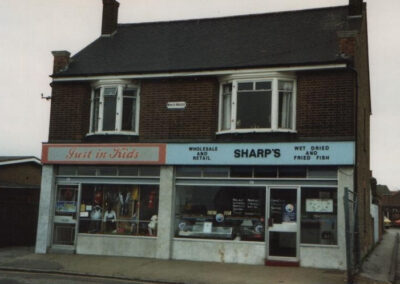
[36, 142, 354, 269]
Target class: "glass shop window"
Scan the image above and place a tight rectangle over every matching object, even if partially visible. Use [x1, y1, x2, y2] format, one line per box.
[175, 186, 265, 242]
[53, 185, 79, 245]
[301, 188, 337, 245]
[79, 184, 159, 237]
[279, 167, 307, 178]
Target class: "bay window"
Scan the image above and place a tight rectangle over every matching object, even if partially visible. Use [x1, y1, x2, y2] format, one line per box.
[219, 74, 296, 133]
[90, 80, 140, 134]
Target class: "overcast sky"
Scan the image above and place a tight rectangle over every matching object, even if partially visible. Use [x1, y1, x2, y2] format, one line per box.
[0, 0, 399, 189]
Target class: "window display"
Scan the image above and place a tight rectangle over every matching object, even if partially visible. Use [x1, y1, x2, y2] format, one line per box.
[175, 186, 265, 242]
[300, 187, 337, 245]
[79, 185, 159, 236]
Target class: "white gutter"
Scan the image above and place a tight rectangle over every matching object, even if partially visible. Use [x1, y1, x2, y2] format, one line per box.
[52, 63, 347, 82]
[0, 158, 41, 166]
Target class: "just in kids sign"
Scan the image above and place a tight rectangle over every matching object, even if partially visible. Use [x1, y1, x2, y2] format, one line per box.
[42, 142, 354, 165]
[42, 144, 166, 164]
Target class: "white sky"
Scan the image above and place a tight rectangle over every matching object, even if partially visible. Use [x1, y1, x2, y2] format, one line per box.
[0, 0, 399, 189]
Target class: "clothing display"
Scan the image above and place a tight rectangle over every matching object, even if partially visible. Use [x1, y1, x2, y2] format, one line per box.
[103, 209, 117, 233]
[89, 205, 102, 233]
[79, 185, 159, 236]
[148, 214, 158, 235]
[119, 191, 131, 216]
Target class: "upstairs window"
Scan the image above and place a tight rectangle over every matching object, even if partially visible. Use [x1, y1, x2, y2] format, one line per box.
[90, 80, 140, 134]
[219, 74, 296, 133]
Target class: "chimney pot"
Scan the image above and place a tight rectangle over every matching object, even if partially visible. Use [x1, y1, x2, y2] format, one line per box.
[102, 0, 120, 36]
[52, 50, 70, 74]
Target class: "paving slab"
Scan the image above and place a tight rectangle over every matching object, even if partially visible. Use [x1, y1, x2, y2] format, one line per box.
[360, 229, 398, 283]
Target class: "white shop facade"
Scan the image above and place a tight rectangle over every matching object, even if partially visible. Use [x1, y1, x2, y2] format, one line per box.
[36, 141, 354, 269]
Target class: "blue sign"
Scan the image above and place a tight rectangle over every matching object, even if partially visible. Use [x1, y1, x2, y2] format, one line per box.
[166, 142, 354, 165]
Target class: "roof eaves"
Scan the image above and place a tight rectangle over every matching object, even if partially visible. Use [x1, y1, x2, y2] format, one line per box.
[51, 60, 349, 79]
[0, 157, 41, 166]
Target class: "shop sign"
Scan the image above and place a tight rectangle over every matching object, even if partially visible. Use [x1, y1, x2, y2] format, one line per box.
[166, 142, 354, 165]
[42, 144, 166, 164]
[306, 199, 334, 213]
[167, 101, 186, 109]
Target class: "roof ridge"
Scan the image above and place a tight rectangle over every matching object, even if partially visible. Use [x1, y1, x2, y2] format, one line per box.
[117, 5, 348, 28]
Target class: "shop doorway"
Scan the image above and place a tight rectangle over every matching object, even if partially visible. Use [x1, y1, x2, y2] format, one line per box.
[266, 187, 299, 263]
[52, 184, 80, 249]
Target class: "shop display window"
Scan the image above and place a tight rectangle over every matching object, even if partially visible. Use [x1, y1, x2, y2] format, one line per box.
[300, 187, 337, 245]
[175, 186, 265, 242]
[79, 185, 159, 236]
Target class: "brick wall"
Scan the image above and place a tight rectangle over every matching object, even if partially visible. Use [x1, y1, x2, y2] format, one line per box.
[297, 70, 355, 138]
[0, 163, 41, 186]
[138, 77, 219, 141]
[353, 8, 373, 257]
[48, 72, 356, 142]
[49, 82, 91, 142]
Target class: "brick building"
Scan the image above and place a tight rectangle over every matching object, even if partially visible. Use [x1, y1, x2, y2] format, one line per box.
[36, 0, 372, 270]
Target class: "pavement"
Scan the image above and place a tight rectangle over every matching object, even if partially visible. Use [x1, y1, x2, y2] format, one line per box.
[357, 228, 399, 284]
[0, 230, 398, 284]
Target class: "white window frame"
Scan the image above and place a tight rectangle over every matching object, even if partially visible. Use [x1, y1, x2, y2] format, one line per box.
[88, 79, 140, 135]
[217, 72, 297, 134]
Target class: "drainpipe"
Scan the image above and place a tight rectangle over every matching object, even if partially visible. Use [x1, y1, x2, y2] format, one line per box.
[347, 65, 361, 270]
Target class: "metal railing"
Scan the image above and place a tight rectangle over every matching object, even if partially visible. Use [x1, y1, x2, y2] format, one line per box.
[344, 187, 358, 284]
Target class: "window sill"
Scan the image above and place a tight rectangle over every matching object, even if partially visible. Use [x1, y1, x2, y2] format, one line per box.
[78, 233, 157, 239]
[300, 243, 339, 248]
[86, 131, 139, 137]
[173, 237, 265, 244]
[216, 129, 297, 135]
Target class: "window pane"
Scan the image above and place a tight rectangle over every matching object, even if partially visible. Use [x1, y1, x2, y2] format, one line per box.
[237, 82, 253, 91]
[122, 89, 137, 131]
[98, 166, 117, 176]
[279, 167, 306, 178]
[77, 166, 97, 176]
[91, 89, 100, 132]
[230, 166, 253, 178]
[118, 166, 139, 176]
[278, 81, 293, 129]
[53, 185, 78, 245]
[175, 186, 265, 241]
[255, 81, 271, 90]
[139, 166, 160, 177]
[176, 166, 202, 177]
[203, 167, 230, 178]
[301, 188, 337, 245]
[58, 166, 77, 176]
[308, 167, 338, 178]
[254, 166, 277, 178]
[279, 81, 293, 91]
[221, 84, 232, 130]
[237, 90, 271, 129]
[102, 87, 117, 131]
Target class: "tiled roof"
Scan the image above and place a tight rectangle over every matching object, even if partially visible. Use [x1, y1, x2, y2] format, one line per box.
[54, 5, 353, 77]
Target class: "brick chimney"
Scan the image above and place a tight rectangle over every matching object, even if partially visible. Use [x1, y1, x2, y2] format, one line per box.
[51, 50, 70, 74]
[102, 0, 120, 36]
[349, 0, 363, 16]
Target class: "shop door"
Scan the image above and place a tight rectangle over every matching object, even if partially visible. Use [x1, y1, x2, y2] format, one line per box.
[267, 187, 299, 261]
[52, 184, 80, 248]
